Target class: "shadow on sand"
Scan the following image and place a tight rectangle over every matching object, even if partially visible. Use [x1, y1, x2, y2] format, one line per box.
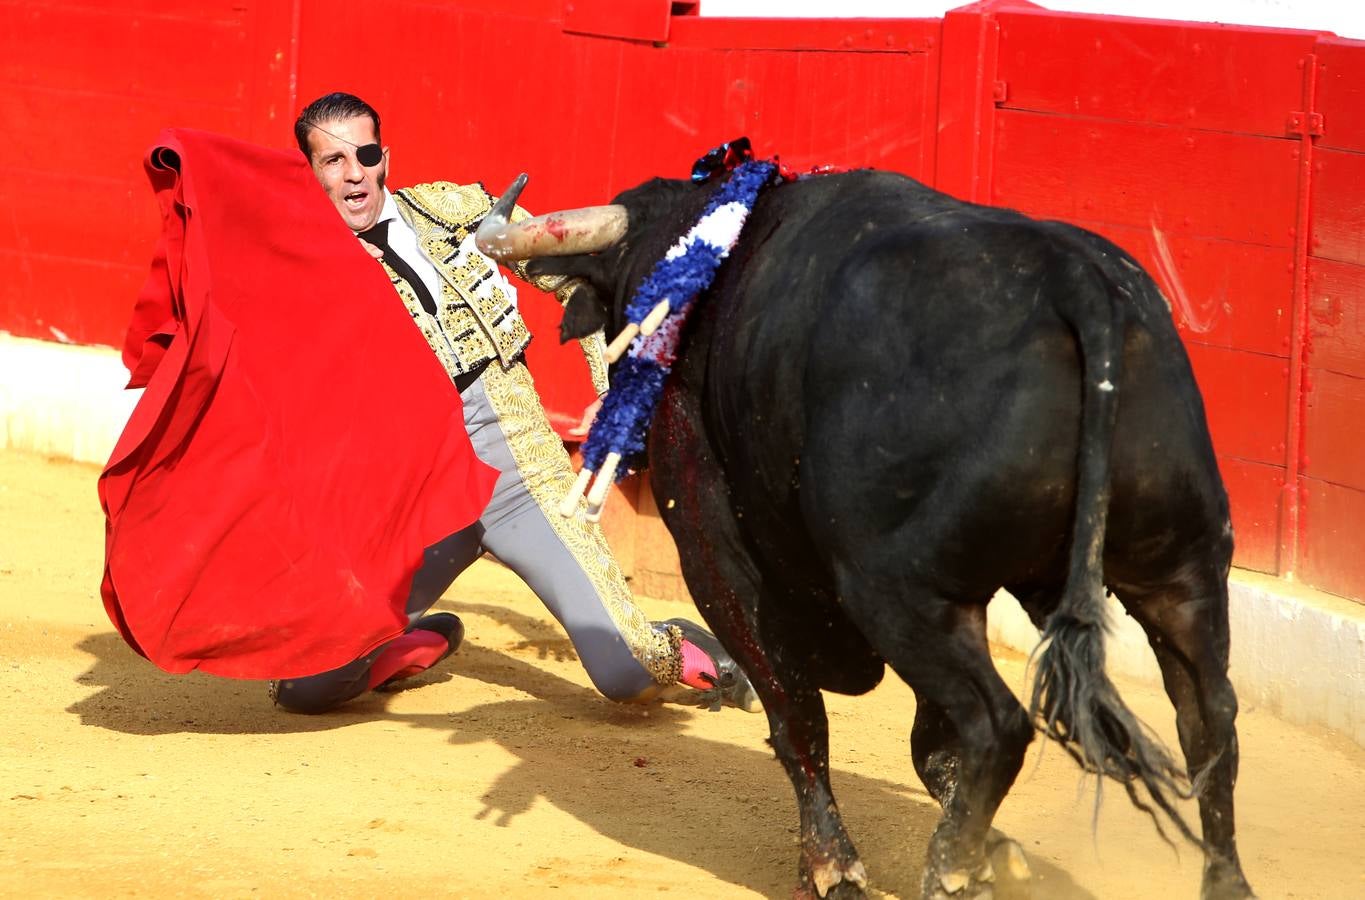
[67, 602, 1092, 898]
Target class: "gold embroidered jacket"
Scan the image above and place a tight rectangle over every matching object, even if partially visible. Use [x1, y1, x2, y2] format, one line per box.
[387, 181, 609, 394]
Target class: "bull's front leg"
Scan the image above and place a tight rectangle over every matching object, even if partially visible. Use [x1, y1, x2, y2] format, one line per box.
[650, 385, 867, 898]
[769, 675, 869, 899]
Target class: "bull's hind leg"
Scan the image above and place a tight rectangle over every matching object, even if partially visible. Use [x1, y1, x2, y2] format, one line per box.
[842, 586, 1034, 899]
[911, 697, 1035, 894]
[1113, 565, 1256, 900]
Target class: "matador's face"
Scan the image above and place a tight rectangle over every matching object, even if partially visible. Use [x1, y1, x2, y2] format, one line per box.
[305, 115, 390, 233]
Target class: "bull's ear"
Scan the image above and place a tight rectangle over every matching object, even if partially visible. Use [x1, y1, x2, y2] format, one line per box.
[559, 284, 610, 343]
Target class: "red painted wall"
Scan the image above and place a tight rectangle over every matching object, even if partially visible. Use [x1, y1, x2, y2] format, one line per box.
[3, 0, 1362, 600]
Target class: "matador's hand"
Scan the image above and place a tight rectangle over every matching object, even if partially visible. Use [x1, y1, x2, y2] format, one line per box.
[357, 237, 384, 260]
[568, 395, 603, 437]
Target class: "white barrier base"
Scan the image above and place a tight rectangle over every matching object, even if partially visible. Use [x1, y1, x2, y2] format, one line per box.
[1, 333, 140, 466]
[5, 332, 1362, 746]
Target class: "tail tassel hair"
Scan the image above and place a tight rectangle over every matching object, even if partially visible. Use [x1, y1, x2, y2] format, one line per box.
[1029, 612, 1209, 850]
[1028, 250, 1211, 851]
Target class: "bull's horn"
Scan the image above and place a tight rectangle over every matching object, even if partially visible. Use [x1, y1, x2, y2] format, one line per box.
[476, 175, 628, 261]
[485, 172, 529, 225]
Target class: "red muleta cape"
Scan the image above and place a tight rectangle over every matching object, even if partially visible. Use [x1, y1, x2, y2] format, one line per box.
[99, 128, 498, 679]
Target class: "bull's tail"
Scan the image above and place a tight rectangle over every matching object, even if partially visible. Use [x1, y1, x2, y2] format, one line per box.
[1028, 254, 1200, 846]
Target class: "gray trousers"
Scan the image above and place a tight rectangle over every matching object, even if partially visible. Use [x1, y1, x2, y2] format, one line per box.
[273, 361, 678, 713]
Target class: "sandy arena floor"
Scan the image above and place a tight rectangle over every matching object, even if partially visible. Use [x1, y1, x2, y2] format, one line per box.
[1, 449, 1361, 898]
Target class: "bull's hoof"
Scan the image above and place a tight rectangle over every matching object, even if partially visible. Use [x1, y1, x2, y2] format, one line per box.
[986, 830, 1032, 895]
[921, 858, 995, 900]
[793, 854, 868, 899]
[1201, 858, 1257, 900]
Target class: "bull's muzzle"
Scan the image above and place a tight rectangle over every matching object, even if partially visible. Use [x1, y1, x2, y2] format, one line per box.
[475, 173, 628, 261]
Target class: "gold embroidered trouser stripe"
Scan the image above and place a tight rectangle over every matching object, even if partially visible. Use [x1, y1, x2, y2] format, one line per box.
[479, 361, 682, 686]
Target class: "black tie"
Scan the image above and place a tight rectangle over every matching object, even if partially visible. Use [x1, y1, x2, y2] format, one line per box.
[357, 220, 438, 316]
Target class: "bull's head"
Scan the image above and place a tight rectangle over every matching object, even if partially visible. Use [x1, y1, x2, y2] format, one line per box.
[476, 174, 714, 517]
[475, 174, 703, 352]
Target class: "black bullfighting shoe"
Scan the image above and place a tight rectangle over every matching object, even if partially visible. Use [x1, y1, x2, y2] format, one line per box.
[374, 612, 465, 691]
[662, 617, 762, 713]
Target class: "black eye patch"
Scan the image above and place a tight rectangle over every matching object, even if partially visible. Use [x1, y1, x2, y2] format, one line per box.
[356, 143, 383, 167]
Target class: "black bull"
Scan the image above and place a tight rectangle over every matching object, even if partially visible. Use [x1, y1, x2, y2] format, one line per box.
[480, 169, 1256, 900]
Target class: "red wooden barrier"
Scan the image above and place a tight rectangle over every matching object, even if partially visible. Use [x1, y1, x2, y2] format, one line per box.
[1302, 36, 1365, 597]
[2, 0, 1361, 600]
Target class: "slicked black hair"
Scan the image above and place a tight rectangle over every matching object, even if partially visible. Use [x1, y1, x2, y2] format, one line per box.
[294, 92, 382, 157]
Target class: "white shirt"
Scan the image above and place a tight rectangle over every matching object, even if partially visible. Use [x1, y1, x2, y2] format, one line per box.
[362, 189, 446, 305]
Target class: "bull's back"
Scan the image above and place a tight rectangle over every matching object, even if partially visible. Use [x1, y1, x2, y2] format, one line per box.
[705, 177, 1224, 596]
[704, 171, 1020, 451]
[799, 218, 1092, 593]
